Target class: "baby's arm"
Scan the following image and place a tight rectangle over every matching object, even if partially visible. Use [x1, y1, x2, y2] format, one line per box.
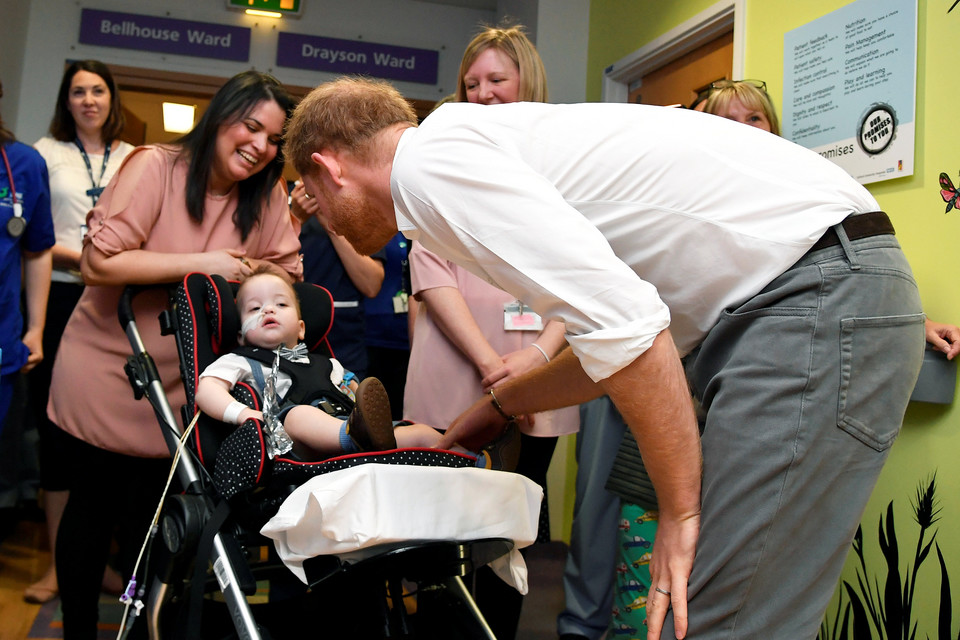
[196, 375, 263, 425]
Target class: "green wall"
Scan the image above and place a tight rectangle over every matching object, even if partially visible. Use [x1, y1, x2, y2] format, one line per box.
[586, 0, 960, 634]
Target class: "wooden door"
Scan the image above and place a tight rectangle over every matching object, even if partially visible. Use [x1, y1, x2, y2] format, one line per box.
[119, 106, 146, 146]
[629, 31, 733, 108]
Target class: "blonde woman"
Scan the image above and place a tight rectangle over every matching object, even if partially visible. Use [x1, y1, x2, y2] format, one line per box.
[403, 24, 577, 640]
[702, 79, 780, 135]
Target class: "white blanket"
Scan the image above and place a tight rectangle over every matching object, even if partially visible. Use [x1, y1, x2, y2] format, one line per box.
[261, 464, 543, 593]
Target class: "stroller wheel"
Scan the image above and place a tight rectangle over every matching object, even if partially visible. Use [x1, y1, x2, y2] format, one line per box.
[161, 494, 210, 555]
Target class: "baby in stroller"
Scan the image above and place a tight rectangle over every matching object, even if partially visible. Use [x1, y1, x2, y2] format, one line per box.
[196, 267, 517, 467]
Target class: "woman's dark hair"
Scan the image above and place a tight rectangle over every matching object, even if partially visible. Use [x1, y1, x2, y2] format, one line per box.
[176, 70, 294, 241]
[0, 79, 15, 145]
[49, 60, 126, 143]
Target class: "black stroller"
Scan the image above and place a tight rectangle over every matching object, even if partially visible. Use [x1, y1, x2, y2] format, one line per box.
[118, 272, 536, 639]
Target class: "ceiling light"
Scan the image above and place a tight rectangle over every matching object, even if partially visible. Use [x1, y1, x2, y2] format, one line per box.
[245, 9, 283, 18]
[162, 102, 196, 133]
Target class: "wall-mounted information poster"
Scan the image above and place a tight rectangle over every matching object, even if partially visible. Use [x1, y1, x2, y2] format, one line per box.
[783, 0, 917, 185]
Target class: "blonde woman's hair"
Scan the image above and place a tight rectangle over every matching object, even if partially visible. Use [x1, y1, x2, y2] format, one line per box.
[702, 80, 781, 136]
[455, 24, 548, 103]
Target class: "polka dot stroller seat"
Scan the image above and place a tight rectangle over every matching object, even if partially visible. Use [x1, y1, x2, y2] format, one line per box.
[173, 272, 479, 523]
[116, 273, 539, 639]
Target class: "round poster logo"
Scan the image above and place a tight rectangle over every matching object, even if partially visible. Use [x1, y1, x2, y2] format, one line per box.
[857, 104, 897, 155]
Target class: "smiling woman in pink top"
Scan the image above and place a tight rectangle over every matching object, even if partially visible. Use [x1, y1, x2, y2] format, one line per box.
[46, 70, 302, 638]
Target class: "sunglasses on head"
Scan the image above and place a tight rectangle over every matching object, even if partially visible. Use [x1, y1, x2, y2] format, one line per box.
[709, 79, 768, 92]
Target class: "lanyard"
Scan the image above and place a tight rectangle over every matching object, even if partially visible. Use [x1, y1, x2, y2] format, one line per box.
[74, 138, 112, 205]
[1, 145, 25, 238]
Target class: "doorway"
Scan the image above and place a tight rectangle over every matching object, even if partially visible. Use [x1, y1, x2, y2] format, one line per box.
[601, 0, 744, 105]
[108, 64, 226, 145]
[118, 91, 209, 147]
[628, 31, 732, 107]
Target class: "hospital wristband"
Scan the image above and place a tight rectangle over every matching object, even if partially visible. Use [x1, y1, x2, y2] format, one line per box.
[531, 343, 550, 363]
[222, 400, 248, 425]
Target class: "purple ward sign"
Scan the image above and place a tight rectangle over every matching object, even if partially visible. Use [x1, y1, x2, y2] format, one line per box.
[79, 8, 250, 62]
[277, 32, 439, 85]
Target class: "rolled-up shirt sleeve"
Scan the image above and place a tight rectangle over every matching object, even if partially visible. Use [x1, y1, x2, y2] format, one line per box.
[85, 147, 166, 256]
[392, 131, 670, 382]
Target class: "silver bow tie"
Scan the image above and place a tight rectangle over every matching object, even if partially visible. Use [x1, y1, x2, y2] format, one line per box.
[277, 343, 308, 361]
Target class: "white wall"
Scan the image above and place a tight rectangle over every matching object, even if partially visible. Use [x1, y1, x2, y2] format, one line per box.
[498, 0, 539, 39]
[0, 0, 31, 131]
[535, 0, 589, 103]
[7, 0, 587, 143]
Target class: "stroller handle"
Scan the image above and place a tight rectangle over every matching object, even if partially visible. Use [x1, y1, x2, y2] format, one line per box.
[118, 283, 267, 639]
[118, 284, 157, 330]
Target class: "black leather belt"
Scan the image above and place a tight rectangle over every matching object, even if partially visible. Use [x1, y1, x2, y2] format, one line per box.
[809, 211, 895, 253]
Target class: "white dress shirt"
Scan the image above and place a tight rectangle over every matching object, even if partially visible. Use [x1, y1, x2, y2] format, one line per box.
[392, 102, 880, 381]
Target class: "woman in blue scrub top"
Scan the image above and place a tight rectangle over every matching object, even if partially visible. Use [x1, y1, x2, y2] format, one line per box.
[0, 79, 54, 433]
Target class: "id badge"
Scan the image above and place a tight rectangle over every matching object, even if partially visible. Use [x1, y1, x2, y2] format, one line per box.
[503, 300, 543, 331]
[392, 291, 409, 314]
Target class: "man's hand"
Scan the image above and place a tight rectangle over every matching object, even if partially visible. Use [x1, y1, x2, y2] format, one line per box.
[646, 512, 700, 639]
[598, 329, 702, 640]
[436, 392, 507, 452]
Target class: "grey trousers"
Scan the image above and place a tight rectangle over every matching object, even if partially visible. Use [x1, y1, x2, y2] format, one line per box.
[662, 233, 925, 639]
[557, 397, 625, 639]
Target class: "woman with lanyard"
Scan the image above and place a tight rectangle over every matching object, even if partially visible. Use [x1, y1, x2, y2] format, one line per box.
[49, 70, 299, 637]
[25, 60, 133, 604]
[0, 77, 54, 453]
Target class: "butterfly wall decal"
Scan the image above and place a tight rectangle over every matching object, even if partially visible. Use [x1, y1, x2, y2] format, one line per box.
[940, 172, 959, 213]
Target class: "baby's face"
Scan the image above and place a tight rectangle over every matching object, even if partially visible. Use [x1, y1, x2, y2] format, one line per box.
[237, 275, 305, 349]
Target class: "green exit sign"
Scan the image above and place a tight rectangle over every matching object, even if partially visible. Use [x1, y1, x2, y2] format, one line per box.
[226, 0, 302, 17]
